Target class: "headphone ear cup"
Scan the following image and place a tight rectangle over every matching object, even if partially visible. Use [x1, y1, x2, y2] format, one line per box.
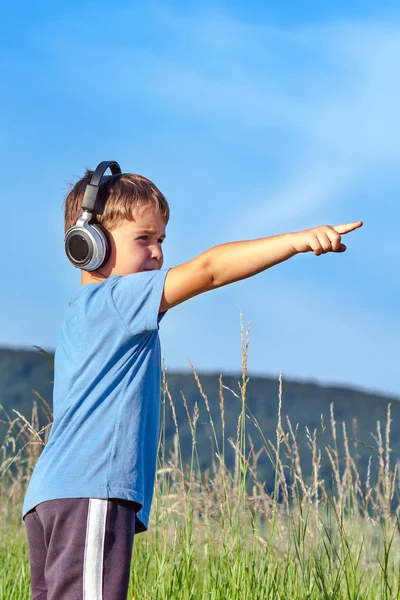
[65, 219, 110, 271]
[65, 226, 95, 268]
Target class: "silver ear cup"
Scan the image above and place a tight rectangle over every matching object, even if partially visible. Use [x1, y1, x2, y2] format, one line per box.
[64, 211, 109, 271]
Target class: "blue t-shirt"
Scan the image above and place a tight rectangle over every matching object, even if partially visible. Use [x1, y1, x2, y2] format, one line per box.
[22, 269, 169, 534]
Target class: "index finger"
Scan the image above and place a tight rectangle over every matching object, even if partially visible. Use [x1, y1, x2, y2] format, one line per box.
[332, 221, 363, 235]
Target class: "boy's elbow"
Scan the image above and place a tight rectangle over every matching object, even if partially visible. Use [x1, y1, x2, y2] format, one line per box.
[203, 246, 230, 289]
[202, 249, 218, 288]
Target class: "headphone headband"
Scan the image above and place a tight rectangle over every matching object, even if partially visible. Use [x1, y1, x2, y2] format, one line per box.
[82, 160, 122, 212]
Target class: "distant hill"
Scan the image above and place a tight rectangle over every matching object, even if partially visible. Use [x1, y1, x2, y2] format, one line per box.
[1, 347, 399, 494]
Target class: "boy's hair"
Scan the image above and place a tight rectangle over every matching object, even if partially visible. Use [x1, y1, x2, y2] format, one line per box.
[64, 170, 170, 233]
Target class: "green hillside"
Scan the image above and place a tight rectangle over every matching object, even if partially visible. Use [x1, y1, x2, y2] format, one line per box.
[1, 347, 399, 497]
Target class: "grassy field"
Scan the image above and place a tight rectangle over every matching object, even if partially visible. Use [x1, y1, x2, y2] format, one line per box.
[1, 319, 400, 599]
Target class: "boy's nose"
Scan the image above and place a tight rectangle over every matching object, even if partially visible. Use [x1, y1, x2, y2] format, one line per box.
[150, 245, 163, 261]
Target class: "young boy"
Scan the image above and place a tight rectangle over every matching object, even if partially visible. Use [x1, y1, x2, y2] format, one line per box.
[22, 160, 363, 600]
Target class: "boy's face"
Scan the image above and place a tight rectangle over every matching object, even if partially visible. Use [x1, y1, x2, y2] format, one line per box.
[104, 204, 166, 276]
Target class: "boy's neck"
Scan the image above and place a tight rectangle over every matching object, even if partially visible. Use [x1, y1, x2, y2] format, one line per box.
[80, 269, 108, 286]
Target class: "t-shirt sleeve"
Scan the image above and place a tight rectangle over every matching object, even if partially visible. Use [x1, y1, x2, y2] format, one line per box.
[108, 269, 170, 336]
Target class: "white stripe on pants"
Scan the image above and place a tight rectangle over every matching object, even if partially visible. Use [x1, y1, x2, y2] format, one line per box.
[83, 498, 108, 599]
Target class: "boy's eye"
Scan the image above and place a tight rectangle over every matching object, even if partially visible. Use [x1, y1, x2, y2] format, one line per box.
[137, 235, 164, 244]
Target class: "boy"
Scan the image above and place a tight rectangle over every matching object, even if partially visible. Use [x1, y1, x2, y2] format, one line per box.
[22, 160, 363, 599]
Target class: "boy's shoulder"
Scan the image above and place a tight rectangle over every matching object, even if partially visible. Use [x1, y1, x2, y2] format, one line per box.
[66, 270, 168, 338]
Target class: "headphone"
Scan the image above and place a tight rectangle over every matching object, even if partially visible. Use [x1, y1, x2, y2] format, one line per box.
[64, 160, 122, 271]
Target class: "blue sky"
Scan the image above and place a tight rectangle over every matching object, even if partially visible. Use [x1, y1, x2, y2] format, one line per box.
[1, 1, 399, 399]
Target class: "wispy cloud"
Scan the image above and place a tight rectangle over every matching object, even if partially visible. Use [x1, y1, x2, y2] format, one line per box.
[223, 23, 400, 235]
[34, 9, 400, 234]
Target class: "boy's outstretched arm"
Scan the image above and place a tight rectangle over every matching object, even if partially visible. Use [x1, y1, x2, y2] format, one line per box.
[159, 221, 363, 312]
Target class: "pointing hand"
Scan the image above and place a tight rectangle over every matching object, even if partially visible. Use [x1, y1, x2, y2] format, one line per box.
[290, 222, 363, 256]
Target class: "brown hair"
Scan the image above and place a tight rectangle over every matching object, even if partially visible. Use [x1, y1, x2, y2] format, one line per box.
[63, 170, 170, 233]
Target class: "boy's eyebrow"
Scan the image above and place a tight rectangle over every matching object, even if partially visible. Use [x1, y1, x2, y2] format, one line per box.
[137, 228, 167, 240]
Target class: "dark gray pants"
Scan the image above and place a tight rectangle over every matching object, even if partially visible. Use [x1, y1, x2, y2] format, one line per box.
[23, 497, 140, 600]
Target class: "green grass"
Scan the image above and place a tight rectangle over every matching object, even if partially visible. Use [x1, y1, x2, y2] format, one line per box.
[1, 317, 400, 599]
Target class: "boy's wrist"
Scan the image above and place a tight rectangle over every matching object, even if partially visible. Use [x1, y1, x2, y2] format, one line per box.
[287, 232, 301, 255]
